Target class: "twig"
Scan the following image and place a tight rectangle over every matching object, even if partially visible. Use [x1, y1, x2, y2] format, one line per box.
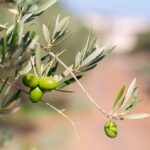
[47, 50, 107, 116]
[41, 101, 80, 140]
[47, 51, 124, 120]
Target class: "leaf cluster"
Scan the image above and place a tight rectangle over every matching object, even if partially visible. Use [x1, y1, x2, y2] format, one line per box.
[112, 79, 149, 119]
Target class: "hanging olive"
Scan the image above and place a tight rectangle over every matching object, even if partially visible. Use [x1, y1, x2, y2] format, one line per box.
[39, 77, 57, 90]
[29, 87, 43, 103]
[22, 73, 39, 88]
[104, 120, 118, 138]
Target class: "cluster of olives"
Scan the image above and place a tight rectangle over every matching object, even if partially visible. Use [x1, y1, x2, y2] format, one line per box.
[22, 73, 58, 103]
[104, 120, 118, 138]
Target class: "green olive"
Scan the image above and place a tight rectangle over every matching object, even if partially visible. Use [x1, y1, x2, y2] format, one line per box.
[22, 73, 39, 88]
[29, 87, 43, 103]
[104, 120, 118, 138]
[39, 77, 57, 90]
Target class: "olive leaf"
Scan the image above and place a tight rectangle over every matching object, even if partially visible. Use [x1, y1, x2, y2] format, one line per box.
[19, 60, 32, 76]
[47, 62, 58, 76]
[52, 15, 69, 42]
[55, 89, 74, 93]
[124, 88, 139, 112]
[43, 24, 50, 43]
[120, 79, 136, 110]
[57, 75, 82, 89]
[19, 0, 58, 23]
[73, 31, 114, 73]
[112, 85, 126, 109]
[122, 113, 150, 120]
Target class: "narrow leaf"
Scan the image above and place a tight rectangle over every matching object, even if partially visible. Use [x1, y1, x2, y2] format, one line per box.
[19, 61, 32, 76]
[34, 0, 57, 16]
[124, 100, 139, 112]
[113, 85, 126, 109]
[121, 79, 136, 109]
[43, 24, 50, 43]
[123, 113, 150, 119]
[81, 46, 105, 66]
[55, 89, 74, 93]
[47, 62, 58, 76]
[74, 52, 81, 68]
[57, 76, 82, 89]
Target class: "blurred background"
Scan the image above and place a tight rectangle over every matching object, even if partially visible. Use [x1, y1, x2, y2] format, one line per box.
[0, 0, 150, 150]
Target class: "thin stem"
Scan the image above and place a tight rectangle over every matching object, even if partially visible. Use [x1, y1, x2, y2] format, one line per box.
[41, 101, 80, 140]
[47, 51, 107, 116]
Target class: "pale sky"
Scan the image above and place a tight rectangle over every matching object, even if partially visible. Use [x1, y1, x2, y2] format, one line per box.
[61, 0, 150, 18]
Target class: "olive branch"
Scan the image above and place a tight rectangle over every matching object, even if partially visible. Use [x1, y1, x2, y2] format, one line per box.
[0, 0, 149, 140]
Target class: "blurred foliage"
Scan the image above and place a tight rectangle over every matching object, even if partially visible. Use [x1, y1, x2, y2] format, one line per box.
[134, 31, 150, 52]
[0, 0, 90, 64]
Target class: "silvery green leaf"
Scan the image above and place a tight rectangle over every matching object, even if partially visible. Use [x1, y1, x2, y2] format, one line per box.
[52, 16, 69, 41]
[79, 64, 97, 72]
[113, 85, 126, 109]
[121, 79, 136, 109]
[4, 85, 11, 97]
[81, 29, 92, 60]
[81, 46, 105, 66]
[124, 100, 138, 112]
[55, 14, 60, 26]
[123, 113, 150, 119]
[131, 88, 138, 102]
[22, 0, 57, 23]
[47, 62, 58, 76]
[28, 35, 39, 50]
[6, 25, 14, 35]
[74, 52, 81, 68]
[34, 0, 57, 16]
[57, 75, 82, 89]
[43, 24, 50, 43]
[19, 61, 32, 76]
[55, 89, 74, 93]
[124, 88, 139, 112]
[22, 13, 33, 23]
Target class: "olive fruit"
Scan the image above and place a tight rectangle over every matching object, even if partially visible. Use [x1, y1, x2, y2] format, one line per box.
[29, 87, 43, 103]
[39, 77, 57, 90]
[22, 73, 39, 88]
[104, 120, 118, 138]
